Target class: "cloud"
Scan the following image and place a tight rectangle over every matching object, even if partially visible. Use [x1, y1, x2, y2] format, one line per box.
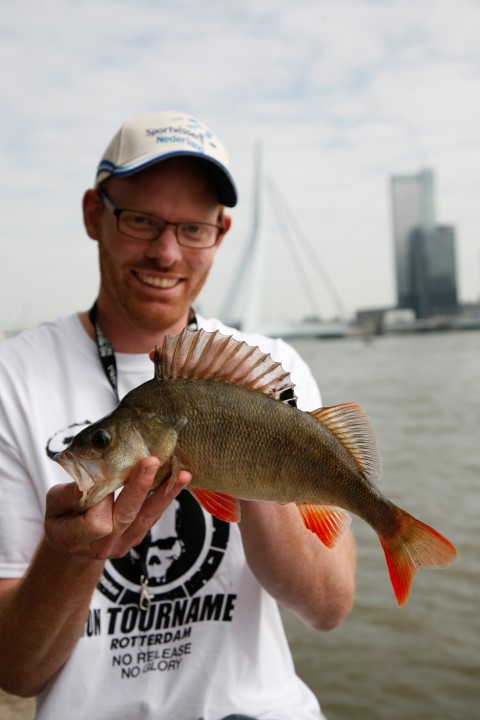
[1, 0, 479, 329]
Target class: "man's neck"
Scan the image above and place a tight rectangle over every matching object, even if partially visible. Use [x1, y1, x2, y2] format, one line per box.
[78, 307, 192, 354]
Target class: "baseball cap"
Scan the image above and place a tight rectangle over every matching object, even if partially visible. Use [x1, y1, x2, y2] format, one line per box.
[95, 111, 238, 207]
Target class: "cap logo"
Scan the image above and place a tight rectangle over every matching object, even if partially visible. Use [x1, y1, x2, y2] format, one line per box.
[145, 117, 217, 156]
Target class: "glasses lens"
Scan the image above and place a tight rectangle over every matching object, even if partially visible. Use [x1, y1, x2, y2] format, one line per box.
[178, 222, 217, 248]
[119, 211, 161, 240]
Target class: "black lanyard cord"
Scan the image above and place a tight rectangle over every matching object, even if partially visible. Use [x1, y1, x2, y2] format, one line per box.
[88, 301, 119, 400]
[87, 300, 198, 609]
[88, 301, 198, 402]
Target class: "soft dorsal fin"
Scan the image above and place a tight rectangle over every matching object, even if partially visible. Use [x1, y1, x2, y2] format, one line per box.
[153, 328, 297, 403]
[309, 402, 382, 482]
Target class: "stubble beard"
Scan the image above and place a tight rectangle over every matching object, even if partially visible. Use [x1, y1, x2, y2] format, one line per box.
[98, 245, 213, 339]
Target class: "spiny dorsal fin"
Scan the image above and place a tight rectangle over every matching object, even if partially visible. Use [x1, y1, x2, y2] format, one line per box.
[154, 328, 297, 403]
[309, 403, 382, 482]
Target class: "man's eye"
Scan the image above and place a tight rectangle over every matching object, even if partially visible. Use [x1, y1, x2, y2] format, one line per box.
[183, 223, 201, 234]
[182, 223, 209, 237]
[128, 214, 151, 227]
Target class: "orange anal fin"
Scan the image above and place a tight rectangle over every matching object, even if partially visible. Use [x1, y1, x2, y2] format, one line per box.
[379, 509, 458, 606]
[190, 488, 241, 523]
[297, 504, 352, 548]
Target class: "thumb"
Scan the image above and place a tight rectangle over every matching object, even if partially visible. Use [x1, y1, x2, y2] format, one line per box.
[46, 482, 82, 517]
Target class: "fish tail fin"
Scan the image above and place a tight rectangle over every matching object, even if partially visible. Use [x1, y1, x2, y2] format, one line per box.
[379, 507, 457, 606]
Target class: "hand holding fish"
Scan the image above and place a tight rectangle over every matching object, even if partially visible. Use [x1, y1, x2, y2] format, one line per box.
[45, 457, 192, 561]
[0, 458, 192, 697]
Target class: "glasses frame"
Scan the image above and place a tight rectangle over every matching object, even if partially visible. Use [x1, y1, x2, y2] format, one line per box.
[99, 191, 224, 249]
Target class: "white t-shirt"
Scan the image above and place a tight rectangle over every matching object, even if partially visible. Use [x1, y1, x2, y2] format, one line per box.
[0, 313, 324, 720]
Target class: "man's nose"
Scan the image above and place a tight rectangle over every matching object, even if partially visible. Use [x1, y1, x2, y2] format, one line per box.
[145, 224, 183, 263]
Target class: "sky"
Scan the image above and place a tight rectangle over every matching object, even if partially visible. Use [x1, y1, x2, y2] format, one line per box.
[1, 0, 480, 331]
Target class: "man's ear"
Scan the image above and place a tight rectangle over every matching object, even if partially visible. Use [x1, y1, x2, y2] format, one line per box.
[83, 189, 103, 241]
[216, 213, 232, 248]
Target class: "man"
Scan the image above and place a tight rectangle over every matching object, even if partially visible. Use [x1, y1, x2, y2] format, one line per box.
[0, 111, 356, 720]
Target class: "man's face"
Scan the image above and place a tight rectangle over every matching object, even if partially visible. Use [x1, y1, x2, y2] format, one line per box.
[86, 158, 229, 336]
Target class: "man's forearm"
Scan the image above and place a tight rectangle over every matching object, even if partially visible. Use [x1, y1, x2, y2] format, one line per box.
[239, 501, 356, 631]
[0, 537, 104, 697]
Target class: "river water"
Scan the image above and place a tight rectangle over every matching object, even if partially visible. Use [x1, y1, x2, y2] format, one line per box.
[1, 330, 478, 720]
[284, 330, 479, 720]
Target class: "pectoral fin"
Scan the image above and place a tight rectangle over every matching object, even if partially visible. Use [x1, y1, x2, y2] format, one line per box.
[161, 454, 184, 495]
[149, 417, 188, 480]
[297, 503, 352, 548]
[190, 488, 241, 523]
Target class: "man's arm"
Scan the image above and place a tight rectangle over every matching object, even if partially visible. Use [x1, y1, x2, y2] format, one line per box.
[0, 458, 191, 697]
[239, 501, 356, 631]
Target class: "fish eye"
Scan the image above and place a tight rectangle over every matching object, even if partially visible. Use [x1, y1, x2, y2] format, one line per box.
[91, 429, 111, 449]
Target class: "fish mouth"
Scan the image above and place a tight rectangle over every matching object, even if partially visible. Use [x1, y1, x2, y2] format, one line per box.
[54, 450, 105, 512]
[135, 272, 181, 289]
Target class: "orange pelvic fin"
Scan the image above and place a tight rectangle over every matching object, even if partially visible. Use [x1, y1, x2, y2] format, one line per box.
[189, 488, 241, 523]
[379, 508, 458, 606]
[297, 503, 352, 548]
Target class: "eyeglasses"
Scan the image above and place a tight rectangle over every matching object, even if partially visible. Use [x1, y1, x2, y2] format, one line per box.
[99, 191, 224, 249]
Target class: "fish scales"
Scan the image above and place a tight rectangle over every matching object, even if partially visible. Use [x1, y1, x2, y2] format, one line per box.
[55, 328, 457, 605]
[126, 376, 366, 509]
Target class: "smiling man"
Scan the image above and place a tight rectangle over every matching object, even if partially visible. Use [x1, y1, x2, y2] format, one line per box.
[0, 111, 356, 720]
[83, 147, 232, 351]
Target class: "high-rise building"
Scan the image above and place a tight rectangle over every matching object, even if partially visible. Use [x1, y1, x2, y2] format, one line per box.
[409, 225, 458, 318]
[390, 169, 458, 317]
[390, 169, 435, 309]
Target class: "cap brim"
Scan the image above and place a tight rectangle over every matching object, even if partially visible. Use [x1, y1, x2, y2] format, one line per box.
[96, 151, 238, 207]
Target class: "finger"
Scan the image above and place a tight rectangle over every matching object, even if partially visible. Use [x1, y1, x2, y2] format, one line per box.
[119, 470, 192, 549]
[112, 457, 161, 531]
[145, 468, 191, 514]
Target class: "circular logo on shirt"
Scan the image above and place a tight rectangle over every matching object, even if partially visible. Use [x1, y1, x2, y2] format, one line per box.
[45, 420, 93, 459]
[97, 490, 230, 605]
